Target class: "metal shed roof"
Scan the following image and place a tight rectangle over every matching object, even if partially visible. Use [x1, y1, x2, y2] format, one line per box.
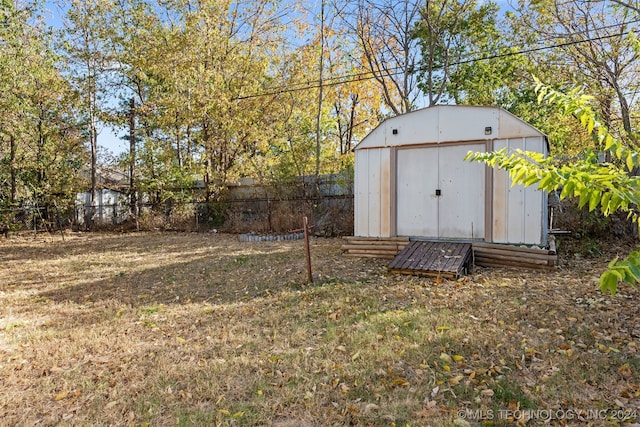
[355, 105, 548, 150]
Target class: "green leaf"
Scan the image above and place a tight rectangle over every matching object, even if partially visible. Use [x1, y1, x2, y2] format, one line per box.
[600, 271, 619, 295]
[538, 173, 553, 190]
[560, 180, 575, 199]
[523, 173, 540, 186]
[577, 188, 590, 209]
[608, 256, 621, 269]
[600, 191, 611, 215]
[588, 190, 600, 212]
[628, 262, 640, 282]
[512, 166, 528, 185]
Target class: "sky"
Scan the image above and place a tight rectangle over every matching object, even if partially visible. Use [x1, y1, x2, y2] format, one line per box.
[40, 1, 124, 156]
[42, 0, 516, 158]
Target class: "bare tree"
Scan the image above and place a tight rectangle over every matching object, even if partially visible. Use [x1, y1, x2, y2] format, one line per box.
[511, 0, 640, 141]
[339, 0, 422, 115]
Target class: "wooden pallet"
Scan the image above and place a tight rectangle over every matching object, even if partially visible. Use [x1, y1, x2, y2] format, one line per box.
[388, 241, 472, 279]
[341, 236, 409, 259]
[342, 235, 558, 272]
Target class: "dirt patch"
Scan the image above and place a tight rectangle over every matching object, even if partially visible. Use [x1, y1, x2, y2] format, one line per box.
[0, 232, 638, 426]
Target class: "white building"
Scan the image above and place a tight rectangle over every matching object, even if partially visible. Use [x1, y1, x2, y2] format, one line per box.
[354, 105, 549, 246]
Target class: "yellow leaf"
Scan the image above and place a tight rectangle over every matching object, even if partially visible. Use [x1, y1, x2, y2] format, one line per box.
[218, 409, 231, 416]
[232, 412, 244, 419]
[393, 378, 410, 387]
[54, 391, 69, 401]
[443, 365, 451, 372]
[619, 363, 632, 377]
[453, 355, 464, 362]
[257, 390, 263, 396]
[449, 375, 464, 385]
[176, 337, 186, 343]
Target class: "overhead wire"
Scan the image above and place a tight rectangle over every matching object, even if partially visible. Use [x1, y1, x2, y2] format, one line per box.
[235, 18, 640, 101]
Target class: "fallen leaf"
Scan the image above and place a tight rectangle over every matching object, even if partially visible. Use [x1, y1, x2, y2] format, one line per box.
[54, 391, 69, 401]
[619, 363, 632, 377]
[449, 375, 464, 385]
[440, 353, 452, 363]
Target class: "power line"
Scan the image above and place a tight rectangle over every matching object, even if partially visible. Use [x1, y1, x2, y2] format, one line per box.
[235, 19, 640, 101]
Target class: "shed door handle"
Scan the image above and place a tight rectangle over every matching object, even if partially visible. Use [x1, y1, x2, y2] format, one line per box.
[435, 189, 441, 196]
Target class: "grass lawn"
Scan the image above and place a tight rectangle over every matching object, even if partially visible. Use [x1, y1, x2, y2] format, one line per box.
[1, 232, 639, 426]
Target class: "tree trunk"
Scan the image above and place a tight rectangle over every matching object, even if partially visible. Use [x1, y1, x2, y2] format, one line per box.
[9, 134, 16, 205]
[315, 0, 325, 178]
[129, 98, 137, 223]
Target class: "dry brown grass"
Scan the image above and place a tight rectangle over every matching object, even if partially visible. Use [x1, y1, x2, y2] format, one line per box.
[0, 232, 639, 426]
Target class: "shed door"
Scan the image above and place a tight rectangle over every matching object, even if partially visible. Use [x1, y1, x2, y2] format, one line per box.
[396, 144, 485, 239]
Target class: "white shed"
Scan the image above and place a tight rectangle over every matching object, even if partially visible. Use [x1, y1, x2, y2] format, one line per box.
[354, 105, 549, 247]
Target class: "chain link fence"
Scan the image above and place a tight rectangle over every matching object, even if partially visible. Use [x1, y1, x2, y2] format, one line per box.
[0, 205, 72, 235]
[1, 175, 354, 236]
[67, 193, 354, 236]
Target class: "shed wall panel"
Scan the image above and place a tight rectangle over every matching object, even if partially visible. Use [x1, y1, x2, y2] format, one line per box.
[523, 137, 545, 244]
[368, 149, 381, 236]
[379, 148, 393, 236]
[505, 138, 526, 242]
[396, 108, 439, 145]
[354, 150, 373, 236]
[438, 143, 485, 239]
[499, 110, 538, 138]
[492, 137, 546, 245]
[396, 147, 439, 237]
[354, 148, 393, 237]
[438, 107, 499, 143]
[492, 166, 509, 243]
